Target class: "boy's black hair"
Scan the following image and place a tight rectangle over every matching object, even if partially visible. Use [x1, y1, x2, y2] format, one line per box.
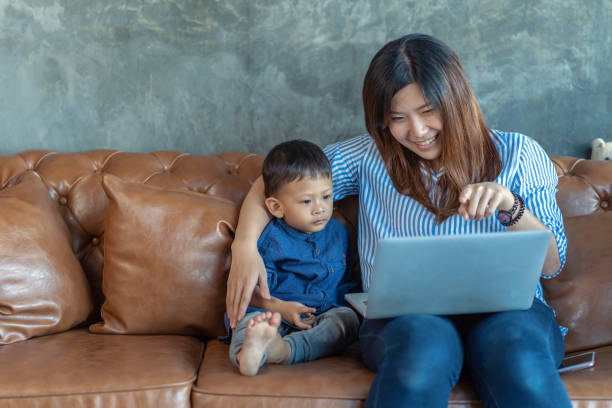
[262, 139, 332, 197]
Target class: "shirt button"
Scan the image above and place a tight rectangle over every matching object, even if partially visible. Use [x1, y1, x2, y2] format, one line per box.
[315, 249, 320, 255]
[329, 267, 334, 273]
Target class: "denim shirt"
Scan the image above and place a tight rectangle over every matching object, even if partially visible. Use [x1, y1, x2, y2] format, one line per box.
[257, 217, 353, 314]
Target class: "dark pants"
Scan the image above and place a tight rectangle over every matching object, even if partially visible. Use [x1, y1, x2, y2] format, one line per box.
[229, 306, 359, 367]
[359, 298, 571, 408]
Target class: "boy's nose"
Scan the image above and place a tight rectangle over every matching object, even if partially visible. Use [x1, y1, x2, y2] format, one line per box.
[312, 203, 325, 214]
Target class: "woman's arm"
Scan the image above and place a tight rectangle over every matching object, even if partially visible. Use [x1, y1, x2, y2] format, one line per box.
[226, 176, 272, 328]
[506, 209, 561, 276]
[458, 183, 561, 276]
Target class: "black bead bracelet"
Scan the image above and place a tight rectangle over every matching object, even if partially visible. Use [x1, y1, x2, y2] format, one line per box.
[497, 193, 525, 227]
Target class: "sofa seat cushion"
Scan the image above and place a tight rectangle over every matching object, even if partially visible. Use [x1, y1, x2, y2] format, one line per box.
[194, 341, 612, 407]
[192, 340, 480, 407]
[0, 328, 203, 408]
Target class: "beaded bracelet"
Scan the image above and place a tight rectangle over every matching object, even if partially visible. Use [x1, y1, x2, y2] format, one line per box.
[497, 193, 525, 227]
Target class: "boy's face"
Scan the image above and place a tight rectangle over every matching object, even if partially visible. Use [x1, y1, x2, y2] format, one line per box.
[265, 175, 333, 234]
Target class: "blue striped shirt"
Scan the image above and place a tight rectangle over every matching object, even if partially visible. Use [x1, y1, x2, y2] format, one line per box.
[323, 130, 567, 333]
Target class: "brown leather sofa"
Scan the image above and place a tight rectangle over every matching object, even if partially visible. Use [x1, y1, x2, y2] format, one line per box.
[0, 150, 610, 408]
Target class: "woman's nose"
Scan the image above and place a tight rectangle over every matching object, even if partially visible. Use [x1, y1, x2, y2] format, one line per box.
[409, 116, 428, 138]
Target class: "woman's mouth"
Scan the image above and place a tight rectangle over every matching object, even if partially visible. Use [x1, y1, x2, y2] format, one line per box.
[410, 134, 438, 149]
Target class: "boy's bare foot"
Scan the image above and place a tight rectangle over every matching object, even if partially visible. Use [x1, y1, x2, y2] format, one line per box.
[237, 311, 281, 376]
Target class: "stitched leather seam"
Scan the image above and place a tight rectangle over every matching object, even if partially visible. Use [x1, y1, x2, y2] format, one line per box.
[0, 377, 197, 400]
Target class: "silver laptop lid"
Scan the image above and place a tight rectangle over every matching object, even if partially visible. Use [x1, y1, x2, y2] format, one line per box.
[365, 230, 551, 318]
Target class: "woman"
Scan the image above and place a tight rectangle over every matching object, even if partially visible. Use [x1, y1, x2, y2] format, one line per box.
[226, 34, 571, 407]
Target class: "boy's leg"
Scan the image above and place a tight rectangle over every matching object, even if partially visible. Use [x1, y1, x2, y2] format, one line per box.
[229, 311, 289, 376]
[228, 311, 262, 367]
[465, 298, 571, 408]
[282, 306, 360, 364]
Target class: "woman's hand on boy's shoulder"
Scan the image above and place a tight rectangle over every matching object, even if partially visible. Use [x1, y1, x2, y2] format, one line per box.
[458, 182, 514, 221]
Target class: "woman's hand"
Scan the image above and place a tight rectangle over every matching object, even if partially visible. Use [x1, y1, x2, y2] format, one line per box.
[225, 176, 272, 329]
[226, 241, 270, 329]
[458, 182, 514, 221]
[277, 301, 316, 330]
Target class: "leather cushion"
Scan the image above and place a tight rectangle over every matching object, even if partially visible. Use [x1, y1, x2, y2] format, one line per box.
[0, 328, 203, 406]
[543, 211, 612, 352]
[0, 172, 92, 344]
[90, 175, 238, 337]
[192, 340, 481, 407]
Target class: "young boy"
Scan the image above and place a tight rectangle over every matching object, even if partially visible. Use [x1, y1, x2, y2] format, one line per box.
[228, 139, 360, 376]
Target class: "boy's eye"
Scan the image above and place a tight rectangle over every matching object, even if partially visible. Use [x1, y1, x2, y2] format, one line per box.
[301, 200, 311, 204]
[323, 194, 331, 200]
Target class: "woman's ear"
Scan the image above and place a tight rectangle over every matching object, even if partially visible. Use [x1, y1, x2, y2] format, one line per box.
[264, 197, 284, 219]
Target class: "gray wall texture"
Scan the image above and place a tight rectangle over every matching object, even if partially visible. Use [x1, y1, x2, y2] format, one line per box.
[1, 0, 610, 158]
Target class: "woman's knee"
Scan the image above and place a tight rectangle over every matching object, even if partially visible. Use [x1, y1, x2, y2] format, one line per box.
[383, 314, 461, 351]
[361, 315, 463, 374]
[373, 319, 463, 402]
[468, 331, 566, 406]
[471, 349, 567, 407]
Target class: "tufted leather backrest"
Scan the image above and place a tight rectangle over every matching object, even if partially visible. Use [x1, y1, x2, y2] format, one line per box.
[551, 156, 612, 217]
[1, 151, 610, 342]
[546, 156, 612, 351]
[0, 150, 264, 317]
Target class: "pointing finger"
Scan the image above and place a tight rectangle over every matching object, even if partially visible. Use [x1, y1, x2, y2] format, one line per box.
[459, 185, 473, 204]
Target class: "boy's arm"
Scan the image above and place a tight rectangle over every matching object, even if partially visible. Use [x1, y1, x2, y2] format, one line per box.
[249, 288, 282, 313]
[250, 289, 316, 330]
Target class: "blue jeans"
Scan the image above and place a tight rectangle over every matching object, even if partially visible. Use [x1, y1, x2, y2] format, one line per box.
[229, 306, 359, 367]
[359, 298, 571, 408]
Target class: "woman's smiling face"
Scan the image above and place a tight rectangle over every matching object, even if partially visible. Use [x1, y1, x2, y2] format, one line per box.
[387, 83, 444, 169]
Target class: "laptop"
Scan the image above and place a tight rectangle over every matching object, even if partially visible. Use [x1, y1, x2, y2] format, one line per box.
[345, 230, 551, 319]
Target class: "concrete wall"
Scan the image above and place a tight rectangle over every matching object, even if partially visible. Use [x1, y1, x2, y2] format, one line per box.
[1, 0, 610, 157]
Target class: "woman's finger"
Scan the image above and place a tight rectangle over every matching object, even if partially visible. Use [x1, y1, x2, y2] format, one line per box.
[459, 185, 473, 204]
[258, 270, 271, 299]
[486, 191, 505, 217]
[467, 185, 485, 218]
[476, 188, 495, 219]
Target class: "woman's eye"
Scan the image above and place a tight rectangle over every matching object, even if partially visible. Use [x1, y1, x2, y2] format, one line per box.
[390, 116, 403, 122]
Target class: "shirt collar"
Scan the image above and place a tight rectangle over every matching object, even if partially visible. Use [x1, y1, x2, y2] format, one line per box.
[419, 162, 445, 183]
[273, 218, 324, 242]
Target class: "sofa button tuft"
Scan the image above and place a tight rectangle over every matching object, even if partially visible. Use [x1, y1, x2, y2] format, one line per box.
[59, 197, 68, 205]
[91, 237, 100, 245]
[601, 201, 609, 209]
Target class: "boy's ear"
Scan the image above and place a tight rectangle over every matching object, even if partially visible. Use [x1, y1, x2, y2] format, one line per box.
[264, 197, 284, 219]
